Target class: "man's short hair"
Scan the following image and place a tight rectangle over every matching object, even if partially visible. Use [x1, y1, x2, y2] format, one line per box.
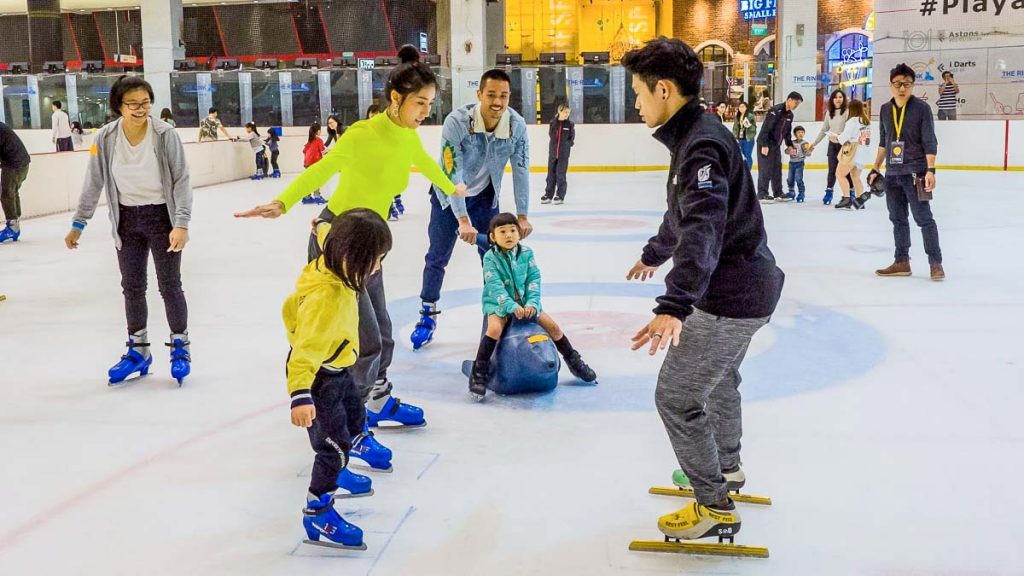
[479, 69, 512, 89]
[208, 107, 218, 115]
[942, 71, 953, 79]
[787, 91, 803, 102]
[53, 100, 62, 109]
[890, 63, 916, 82]
[620, 37, 702, 98]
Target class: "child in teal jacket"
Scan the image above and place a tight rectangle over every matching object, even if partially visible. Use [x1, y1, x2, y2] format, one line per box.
[469, 213, 597, 399]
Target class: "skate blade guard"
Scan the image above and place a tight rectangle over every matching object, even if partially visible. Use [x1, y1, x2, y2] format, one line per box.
[629, 538, 769, 559]
[648, 486, 772, 506]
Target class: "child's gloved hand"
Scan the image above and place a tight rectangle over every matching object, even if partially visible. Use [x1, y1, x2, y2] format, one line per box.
[291, 405, 316, 428]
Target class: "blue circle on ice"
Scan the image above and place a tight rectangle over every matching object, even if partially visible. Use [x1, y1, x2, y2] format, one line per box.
[388, 282, 885, 411]
[525, 210, 663, 243]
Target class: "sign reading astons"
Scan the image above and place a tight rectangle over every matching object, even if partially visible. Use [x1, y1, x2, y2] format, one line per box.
[740, 0, 776, 21]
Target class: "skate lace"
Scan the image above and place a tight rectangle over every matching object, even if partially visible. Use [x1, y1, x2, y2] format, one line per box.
[120, 341, 150, 360]
[165, 340, 191, 361]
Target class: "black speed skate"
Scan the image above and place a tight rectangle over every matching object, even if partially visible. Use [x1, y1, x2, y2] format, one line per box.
[468, 360, 489, 401]
[564, 351, 597, 384]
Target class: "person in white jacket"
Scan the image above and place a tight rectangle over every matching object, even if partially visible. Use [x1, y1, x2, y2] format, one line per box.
[51, 101, 73, 152]
[808, 90, 852, 205]
[832, 99, 873, 210]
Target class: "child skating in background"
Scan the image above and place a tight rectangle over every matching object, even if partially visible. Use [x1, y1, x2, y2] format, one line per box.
[243, 122, 267, 181]
[468, 213, 597, 400]
[301, 123, 327, 205]
[541, 103, 575, 205]
[786, 126, 808, 203]
[285, 208, 393, 551]
[264, 127, 281, 178]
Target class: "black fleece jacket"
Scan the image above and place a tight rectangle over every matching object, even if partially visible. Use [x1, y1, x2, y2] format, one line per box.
[642, 99, 785, 320]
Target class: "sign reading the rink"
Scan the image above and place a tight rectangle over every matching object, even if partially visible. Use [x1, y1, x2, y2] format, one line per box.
[740, 0, 776, 21]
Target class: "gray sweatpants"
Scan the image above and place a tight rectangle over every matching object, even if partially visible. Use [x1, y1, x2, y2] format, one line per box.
[655, 309, 769, 505]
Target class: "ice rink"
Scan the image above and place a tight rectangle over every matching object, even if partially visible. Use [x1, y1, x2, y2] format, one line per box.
[2, 168, 1023, 575]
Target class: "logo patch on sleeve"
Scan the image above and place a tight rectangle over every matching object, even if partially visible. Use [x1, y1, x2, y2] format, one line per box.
[442, 141, 457, 178]
[697, 163, 713, 189]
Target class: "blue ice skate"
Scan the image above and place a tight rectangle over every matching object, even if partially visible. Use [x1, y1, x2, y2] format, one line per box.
[271, 169, 281, 178]
[388, 203, 399, 221]
[349, 425, 393, 473]
[335, 467, 374, 498]
[367, 393, 426, 429]
[108, 333, 152, 385]
[394, 196, 405, 215]
[822, 188, 833, 205]
[301, 195, 319, 204]
[302, 493, 366, 550]
[0, 225, 20, 243]
[166, 333, 190, 386]
[410, 305, 439, 350]
[796, 191, 805, 203]
[249, 173, 263, 181]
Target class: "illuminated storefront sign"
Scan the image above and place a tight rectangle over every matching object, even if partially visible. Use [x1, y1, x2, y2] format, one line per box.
[740, 0, 776, 21]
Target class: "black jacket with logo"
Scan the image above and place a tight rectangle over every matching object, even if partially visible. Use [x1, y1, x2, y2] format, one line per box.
[642, 99, 784, 320]
[756, 102, 795, 149]
[0, 121, 31, 169]
[547, 118, 575, 159]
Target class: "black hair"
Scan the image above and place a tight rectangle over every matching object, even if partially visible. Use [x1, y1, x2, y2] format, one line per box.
[620, 37, 702, 98]
[827, 89, 848, 118]
[736, 100, 749, 113]
[245, 122, 259, 136]
[109, 76, 155, 117]
[71, 120, 83, 134]
[366, 103, 382, 117]
[488, 212, 521, 239]
[942, 71, 953, 79]
[266, 127, 279, 142]
[890, 63, 916, 82]
[160, 107, 174, 121]
[308, 122, 321, 143]
[321, 208, 393, 293]
[325, 114, 341, 137]
[208, 107, 218, 115]
[385, 44, 436, 109]
[787, 91, 804, 102]
[479, 69, 512, 89]
[52, 100, 62, 109]
[793, 125, 805, 134]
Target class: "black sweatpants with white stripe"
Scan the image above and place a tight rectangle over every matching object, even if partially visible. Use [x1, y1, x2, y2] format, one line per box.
[306, 368, 365, 495]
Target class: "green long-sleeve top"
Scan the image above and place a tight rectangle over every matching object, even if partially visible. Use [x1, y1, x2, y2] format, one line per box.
[276, 112, 456, 219]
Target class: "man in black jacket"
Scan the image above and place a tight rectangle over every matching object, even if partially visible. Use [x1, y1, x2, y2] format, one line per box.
[0, 121, 31, 243]
[542, 103, 575, 204]
[756, 91, 803, 203]
[622, 37, 785, 542]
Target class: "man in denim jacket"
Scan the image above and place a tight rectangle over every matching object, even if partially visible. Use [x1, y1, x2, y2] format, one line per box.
[410, 69, 532, 350]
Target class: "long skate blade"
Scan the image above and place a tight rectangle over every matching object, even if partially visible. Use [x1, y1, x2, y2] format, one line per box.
[301, 539, 368, 552]
[108, 372, 150, 387]
[349, 462, 393, 474]
[648, 486, 772, 506]
[335, 488, 374, 499]
[629, 539, 769, 559]
[370, 421, 427, 432]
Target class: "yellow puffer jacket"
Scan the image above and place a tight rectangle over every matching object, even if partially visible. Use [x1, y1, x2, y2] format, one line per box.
[282, 256, 359, 408]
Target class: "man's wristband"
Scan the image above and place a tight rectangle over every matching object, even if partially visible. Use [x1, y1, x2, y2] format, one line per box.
[927, 168, 936, 174]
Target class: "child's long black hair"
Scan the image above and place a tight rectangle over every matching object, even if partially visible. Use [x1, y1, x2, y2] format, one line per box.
[245, 122, 260, 136]
[324, 114, 342, 146]
[321, 209, 393, 293]
[265, 127, 279, 142]
[827, 89, 848, 119]
[307, 122, 321, 144]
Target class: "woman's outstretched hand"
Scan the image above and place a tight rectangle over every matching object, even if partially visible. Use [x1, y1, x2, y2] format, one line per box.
[234, 200, 285, 219]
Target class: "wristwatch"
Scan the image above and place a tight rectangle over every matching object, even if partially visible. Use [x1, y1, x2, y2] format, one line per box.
[927, 167, 936, 174]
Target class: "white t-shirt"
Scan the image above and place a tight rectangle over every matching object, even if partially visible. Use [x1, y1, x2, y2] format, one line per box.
[52, 110, 72, 139]
[112, 121, 165, 207]
[836, 118, 874, 168]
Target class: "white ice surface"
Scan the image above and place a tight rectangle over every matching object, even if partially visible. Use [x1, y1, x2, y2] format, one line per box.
[1, 169, 1023, 575]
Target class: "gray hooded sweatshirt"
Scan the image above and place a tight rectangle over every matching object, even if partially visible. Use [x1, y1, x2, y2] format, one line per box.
[72, 116, 192, 249]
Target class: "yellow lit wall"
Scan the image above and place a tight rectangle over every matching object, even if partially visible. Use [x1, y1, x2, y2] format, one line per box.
[506, 0, 660, 63]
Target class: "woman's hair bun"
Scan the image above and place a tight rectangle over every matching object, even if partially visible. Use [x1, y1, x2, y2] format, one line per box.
[397, 45, 421, 64]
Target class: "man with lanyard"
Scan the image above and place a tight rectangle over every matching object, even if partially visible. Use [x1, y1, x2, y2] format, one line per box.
[409, 69, 532, 350]
[870, 63, 944, 281]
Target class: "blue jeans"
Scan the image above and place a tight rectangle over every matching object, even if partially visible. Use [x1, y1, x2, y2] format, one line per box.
[419, 182, 499, 303]
[738, 139, 754, 170]
[885, 174, 942, 265]
[787, 161, 805, 194]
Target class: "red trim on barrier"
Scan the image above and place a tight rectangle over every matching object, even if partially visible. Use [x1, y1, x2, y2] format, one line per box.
[66, 13, 82, 63]
[318, 5, 333, 54]
[212, 7, 229, 57]
[182, 51, 398, 67]
[379, 0, 397, 52]
[93, 12, 109, 62]
[1005, 120, 1010, 172]
[288, 11, 303, 53]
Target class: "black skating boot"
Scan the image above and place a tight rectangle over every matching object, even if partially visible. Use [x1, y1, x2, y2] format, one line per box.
[564, 351, 597, 383]
[469, 360, 489, 401]
[834, 196, 853, 209]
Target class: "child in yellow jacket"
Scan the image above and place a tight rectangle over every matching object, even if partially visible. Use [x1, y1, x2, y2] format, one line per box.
[283, 208, 392, 551]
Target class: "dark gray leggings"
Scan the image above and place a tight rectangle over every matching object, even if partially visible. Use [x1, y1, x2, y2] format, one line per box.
[116, 204, 188, 334]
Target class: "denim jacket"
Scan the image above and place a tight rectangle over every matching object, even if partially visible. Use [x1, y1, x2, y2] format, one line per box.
[432, 103, 531, 218]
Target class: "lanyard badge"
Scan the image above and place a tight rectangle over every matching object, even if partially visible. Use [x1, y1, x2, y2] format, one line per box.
[888, 105, 906, 166]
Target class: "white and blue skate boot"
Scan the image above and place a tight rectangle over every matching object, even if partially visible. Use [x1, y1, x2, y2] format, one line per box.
[166, 332, 190, 386]
[271, 169, 281, 178]
[388, 203, 399, 221]
[409, 304, 439, 350]
[366, 380, 426, 429]
[0, 222, 20, 243]
[335, 467, 373, 498]
[108, 330, 153, 385]
[301, 492, 366, 550]
[249, 172, 263, 181]
[393, 196, 405, 215]
[349, 424, 393, 473]
[301, 194, 319, 205]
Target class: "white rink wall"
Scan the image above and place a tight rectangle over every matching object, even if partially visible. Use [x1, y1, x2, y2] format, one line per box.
[9, 120, 1023, 220]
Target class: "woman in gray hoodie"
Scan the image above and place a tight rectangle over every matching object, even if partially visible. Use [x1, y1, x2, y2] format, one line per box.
[64, 76, 194, 387]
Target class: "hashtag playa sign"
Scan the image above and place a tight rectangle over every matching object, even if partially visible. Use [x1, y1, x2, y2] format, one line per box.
[873, 0, 1024, 118]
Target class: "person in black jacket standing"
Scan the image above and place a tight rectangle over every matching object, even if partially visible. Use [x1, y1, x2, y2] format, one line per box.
[0, 121, 31, 243]
[541, 103, 575, 204]
[622, 37, 785, 543]
[756, 92, 803, 203]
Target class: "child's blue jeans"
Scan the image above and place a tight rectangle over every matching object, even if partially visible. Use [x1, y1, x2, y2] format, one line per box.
[787, 160, 805, 194]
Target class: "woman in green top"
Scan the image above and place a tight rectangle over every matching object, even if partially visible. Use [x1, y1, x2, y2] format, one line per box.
[236, 45, 467, 438]
[732, 101, 756, 170]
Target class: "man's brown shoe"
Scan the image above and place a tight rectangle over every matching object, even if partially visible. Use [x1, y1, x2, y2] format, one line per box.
[930, 264, 945, 281]
[875, 261, 912, 277]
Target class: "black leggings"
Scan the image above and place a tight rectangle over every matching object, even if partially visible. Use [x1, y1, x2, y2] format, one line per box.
[116, 204, 188, 334]
[306, 368, 365, 495]
[827, 141, 854, 190]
